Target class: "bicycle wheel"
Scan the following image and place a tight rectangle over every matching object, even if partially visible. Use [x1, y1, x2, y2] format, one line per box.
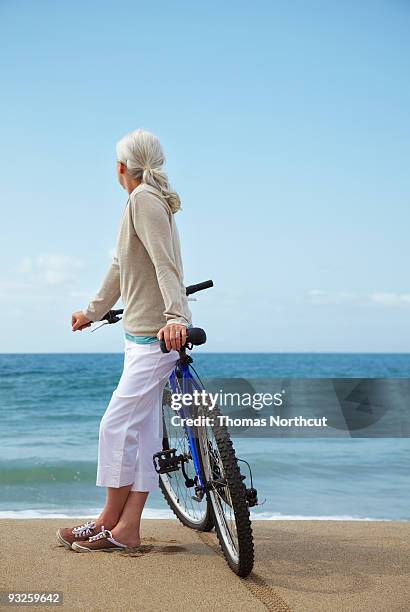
[198, 402, 254, 577]
[158, 383, 214, 531]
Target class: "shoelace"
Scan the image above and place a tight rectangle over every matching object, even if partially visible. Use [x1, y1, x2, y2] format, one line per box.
[71, 520, 97, 538]
[89, 527, 112, 542]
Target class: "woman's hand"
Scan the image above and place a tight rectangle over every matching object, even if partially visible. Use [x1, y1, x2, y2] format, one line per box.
[157, 323, 187, 351]
[72, 311, 92, 332]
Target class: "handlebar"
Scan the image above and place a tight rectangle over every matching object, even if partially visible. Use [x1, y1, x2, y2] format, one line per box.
[100, 309, 123, 324]
[160, 327, 207, 354]
[185, 279, 213, 296]
[99, 279, 213, 324]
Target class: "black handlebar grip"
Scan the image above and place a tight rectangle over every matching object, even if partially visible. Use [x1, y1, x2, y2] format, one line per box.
[185, 280, 214, 296]
[159, 338, 168, 353]
[160, 327, 207, 353]
[100, 308, 124, 323]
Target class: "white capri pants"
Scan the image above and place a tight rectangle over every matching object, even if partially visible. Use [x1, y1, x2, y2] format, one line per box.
[96, 338, 179, 493]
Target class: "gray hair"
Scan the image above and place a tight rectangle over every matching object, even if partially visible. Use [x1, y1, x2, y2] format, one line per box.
[116, 128, 181, 213]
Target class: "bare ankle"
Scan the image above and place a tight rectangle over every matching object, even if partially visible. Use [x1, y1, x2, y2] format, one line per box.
[114, 521, 140, 534]
[96, 513, 119, 530]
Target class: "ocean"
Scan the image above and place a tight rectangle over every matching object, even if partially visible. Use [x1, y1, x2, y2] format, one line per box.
[0, 353, 409, 521]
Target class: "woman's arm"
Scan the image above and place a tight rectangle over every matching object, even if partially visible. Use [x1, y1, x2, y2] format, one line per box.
[82, 255, 121, 322]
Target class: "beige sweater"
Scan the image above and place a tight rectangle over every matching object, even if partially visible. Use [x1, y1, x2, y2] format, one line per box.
[83, 183, 192, 335]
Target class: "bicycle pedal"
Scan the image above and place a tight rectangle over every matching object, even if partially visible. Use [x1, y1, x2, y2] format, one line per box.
[191, 486, 205, 502]
[153, 449, 181, 474]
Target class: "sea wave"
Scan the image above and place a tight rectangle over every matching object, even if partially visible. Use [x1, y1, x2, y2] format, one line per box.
[0, 460, 96, 485]
[0, 508, 400, 521]
[249, 511, 396, 521]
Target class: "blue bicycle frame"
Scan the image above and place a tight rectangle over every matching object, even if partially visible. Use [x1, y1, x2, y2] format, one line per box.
[167, 361, 206, 490]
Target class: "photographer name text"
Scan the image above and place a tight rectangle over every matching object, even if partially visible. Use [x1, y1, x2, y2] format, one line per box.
[171, 415, 328, 428]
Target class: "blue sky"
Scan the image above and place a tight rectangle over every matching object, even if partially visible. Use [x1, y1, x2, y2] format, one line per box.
[0, 0, 409, 352]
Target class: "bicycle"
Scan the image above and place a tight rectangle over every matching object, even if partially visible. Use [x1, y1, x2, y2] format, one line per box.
[94, 280, 258, 577]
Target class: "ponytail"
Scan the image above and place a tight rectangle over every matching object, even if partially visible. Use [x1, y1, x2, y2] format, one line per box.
[116, 128, 181, 213]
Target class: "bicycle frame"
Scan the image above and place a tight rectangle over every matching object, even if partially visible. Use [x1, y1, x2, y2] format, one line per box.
[158, 329, 256, 577]
[167, 358, 206, 490]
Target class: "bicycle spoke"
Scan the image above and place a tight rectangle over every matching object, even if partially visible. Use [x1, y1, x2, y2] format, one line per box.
[159, 383, 209, 526]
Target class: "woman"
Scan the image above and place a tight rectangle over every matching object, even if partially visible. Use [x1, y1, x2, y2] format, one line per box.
[57, 128, 192, 552]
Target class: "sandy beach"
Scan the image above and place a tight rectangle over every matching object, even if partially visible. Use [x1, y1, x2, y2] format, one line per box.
[0, 519, 409, 611]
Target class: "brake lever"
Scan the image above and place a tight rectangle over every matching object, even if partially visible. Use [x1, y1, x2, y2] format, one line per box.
[91, 314, 123, 332]
[91, 321, 109, 333]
